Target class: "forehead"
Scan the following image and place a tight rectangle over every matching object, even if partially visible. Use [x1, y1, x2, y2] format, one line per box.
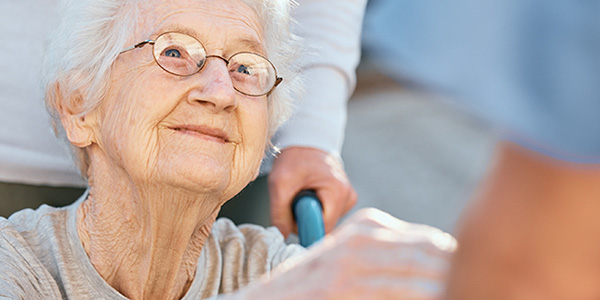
[137, 0, 265, 52]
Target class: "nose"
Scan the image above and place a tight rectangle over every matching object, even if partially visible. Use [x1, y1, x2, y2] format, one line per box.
[186, 56, 237, 113]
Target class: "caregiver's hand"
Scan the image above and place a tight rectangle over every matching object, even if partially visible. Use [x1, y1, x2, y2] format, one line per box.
[242, 208, 457, 300]
[268, 146, 357, 237]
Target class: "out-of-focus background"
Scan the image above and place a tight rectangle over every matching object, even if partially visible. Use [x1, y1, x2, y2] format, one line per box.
[339, 0, 600, 233]
[341, 61, 497, 233]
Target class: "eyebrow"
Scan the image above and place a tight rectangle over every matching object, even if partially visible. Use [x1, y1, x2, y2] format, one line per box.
[153, 25, 266, 55]
[236, 38, 266, 55]
[154, 25, 201, 40]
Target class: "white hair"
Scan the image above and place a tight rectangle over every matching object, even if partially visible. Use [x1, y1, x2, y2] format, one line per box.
[43, 0, 303, 176]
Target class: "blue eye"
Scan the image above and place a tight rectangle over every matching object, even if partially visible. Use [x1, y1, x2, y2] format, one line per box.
[164, 49, 181, 58]
[237, 65, 251, 75]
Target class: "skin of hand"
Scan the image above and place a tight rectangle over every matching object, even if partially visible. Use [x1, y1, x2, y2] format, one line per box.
[268, 146, 358, 237]
[446, 142, 600, 299]
[236, 208, 456, 300]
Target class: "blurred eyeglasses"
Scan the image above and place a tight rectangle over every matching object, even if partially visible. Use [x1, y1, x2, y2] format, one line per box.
[120, 31, 282, 97]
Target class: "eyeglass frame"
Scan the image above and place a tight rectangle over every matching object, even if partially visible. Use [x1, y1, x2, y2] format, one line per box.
[119, 31, 283, 97]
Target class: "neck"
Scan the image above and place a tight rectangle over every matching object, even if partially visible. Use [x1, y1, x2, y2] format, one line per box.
[77, 161, 222, 300]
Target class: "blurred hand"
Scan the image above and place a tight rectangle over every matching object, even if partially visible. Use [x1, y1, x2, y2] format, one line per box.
[268, 146, 357, 237]
[240, 208, 457, 300]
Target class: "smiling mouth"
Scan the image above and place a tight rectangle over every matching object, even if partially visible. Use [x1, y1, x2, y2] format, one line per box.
[171, 125, 230, 143]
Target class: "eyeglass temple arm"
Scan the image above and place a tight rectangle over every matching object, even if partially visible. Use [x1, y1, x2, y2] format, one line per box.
[119, 39, 155, 54]
[266, 77, 284, 96]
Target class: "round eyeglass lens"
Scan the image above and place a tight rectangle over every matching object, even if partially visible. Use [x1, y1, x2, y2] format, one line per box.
[153, 32, 206, 76]
[228, 52, 277, 96]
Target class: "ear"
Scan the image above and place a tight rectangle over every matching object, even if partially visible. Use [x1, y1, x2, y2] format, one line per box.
[56, 89, 96, 148]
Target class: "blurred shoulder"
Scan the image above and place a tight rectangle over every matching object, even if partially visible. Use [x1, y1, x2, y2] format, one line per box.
[0, 207, 65, 299]
[3, 204, 67, 232]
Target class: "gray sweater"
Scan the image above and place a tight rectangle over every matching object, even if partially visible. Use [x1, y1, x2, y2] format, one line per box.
[0, 194, 304, 299]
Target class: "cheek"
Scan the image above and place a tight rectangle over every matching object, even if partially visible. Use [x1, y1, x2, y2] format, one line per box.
[221, 101, 268, 199]
[93, 72, 179, 176]
[237, 100, 269, 170]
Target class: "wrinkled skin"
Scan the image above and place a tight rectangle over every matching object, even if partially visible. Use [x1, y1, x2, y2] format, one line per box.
[60, 0, 269, 299]
[237, 208, 456, 300]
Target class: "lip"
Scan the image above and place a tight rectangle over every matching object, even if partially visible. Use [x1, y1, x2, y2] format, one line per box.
[170, 125, 230, 143]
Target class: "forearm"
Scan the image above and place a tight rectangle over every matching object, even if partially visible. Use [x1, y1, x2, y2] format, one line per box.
[447, 141, 600, 299]
[272, 67, 347, 155]
[274, 0, 367, 154]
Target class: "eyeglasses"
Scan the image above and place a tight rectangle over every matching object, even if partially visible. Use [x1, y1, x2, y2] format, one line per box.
[120, 31, 282, 97]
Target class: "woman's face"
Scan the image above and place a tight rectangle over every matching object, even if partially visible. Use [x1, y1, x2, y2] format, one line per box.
[85, 0, 269, 201]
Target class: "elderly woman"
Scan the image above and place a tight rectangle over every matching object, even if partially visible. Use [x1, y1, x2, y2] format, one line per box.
[0, 0, 455, 299]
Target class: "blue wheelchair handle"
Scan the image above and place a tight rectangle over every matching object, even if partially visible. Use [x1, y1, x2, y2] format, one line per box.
[292, 190, 325, 247]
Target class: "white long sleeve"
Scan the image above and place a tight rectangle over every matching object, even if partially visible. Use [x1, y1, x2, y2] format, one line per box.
[272, 0, 367, 156]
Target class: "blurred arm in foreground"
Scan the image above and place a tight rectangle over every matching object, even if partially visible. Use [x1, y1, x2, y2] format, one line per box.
[234, 208, 456, 300]
[447, 142, 600, 299]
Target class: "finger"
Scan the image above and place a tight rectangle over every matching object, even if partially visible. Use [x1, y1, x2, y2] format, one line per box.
[345, 186, 358, 213]
[353, 276, 445, 300]
[318, 188, 342, 233]
[268, 173, 300, 237]
[340, 209, 458, 252]
[339, 266, 447, 299]
[320, 233, 453, 288]
[319, 184, 356, 233]
[303, 235, 451, 299]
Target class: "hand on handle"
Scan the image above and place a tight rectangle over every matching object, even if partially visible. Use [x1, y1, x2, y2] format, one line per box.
[292, 190, 325, 247]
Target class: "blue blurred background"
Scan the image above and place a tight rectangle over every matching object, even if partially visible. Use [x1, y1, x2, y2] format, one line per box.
[344, 0, 600, 232]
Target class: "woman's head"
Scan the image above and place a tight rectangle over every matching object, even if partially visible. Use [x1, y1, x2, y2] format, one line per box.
[44, 0, 301, 199]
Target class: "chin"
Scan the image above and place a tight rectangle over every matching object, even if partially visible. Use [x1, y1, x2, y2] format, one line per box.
[166, 175, 230, 198]
[152, 155, 230, 192]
